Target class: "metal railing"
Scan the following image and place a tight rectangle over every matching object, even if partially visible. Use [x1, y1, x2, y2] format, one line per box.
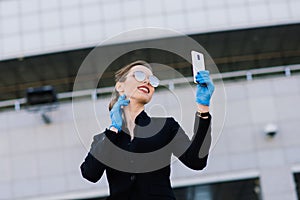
[1, 64, 299, 110]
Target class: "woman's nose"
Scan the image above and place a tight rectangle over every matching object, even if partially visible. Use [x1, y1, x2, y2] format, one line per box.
[143, 77, 150, 85]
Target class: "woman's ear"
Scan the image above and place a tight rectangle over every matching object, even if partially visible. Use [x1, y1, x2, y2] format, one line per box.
[115, 82, 124, 93]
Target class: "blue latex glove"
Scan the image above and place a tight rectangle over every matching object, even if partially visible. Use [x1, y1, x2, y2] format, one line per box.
[195, 70, 215, 106]
[109, 94, 130, 132]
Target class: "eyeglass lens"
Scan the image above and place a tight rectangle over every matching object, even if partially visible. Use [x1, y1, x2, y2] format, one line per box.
[133, 71, 159, 87]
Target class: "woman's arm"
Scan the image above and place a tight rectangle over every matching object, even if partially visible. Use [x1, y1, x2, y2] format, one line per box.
[80, 153, 105, 183]
[80, 133, 111, 183]
[81, 94, 129, 182]
[171, 113, 211, 170]
[172, 70, 213, 170]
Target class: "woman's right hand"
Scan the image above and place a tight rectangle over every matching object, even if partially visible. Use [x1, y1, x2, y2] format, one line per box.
[109, 94, 130, 132]
[195, 70, 215, 106]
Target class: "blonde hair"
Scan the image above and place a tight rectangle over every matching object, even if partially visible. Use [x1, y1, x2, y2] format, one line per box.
[108, 60, 152, 111]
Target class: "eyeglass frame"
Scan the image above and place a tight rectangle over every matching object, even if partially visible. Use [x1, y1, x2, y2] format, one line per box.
[125, 70, 160, 88]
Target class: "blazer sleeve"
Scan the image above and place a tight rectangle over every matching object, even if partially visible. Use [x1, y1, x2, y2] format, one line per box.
[171, 113, 212, 170]
[80, 130, 114, 183]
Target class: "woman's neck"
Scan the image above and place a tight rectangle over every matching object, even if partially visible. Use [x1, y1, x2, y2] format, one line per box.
[123, 101, 144, 139]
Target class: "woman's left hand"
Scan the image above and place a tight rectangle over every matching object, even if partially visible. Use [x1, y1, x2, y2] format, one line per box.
[195, 70, 215, 106]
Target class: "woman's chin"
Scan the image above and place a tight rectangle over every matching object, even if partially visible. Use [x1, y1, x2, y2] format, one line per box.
[131, 95, 152, 105]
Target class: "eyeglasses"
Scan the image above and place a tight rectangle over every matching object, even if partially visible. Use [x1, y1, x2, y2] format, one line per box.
[130, 71, 160, 87]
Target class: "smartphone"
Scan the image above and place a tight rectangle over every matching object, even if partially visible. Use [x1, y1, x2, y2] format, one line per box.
[191, 50, 205, 83]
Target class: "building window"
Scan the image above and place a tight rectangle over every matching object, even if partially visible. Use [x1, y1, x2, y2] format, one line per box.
[77, 178, 261, 200]
[174, 178, 261, 200]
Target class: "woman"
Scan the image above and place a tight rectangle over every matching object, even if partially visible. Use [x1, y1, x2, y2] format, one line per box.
[80, 60, 214, 200]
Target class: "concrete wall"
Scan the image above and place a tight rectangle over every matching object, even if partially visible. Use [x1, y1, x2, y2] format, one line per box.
[0, 0, 299, 60]
[1, 73, 300, 199]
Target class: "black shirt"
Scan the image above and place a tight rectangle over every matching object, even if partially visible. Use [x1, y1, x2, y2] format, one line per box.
[80, 110, 211, 200]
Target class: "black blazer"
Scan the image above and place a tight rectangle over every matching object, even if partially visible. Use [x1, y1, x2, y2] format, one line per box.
[80, 110, 211, 200]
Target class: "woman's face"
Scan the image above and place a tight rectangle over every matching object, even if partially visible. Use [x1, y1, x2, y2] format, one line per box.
[118, 65, 155, 105]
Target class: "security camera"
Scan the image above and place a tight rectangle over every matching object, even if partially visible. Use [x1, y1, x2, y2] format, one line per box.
[264, 123, 278, 137]
[41, 112, 51, 124]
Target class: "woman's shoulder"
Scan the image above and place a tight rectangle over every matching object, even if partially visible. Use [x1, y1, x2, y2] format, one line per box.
[150, 116, 180, 129]
[92, 128, 116, 140]
[91, 131, 106, 142]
